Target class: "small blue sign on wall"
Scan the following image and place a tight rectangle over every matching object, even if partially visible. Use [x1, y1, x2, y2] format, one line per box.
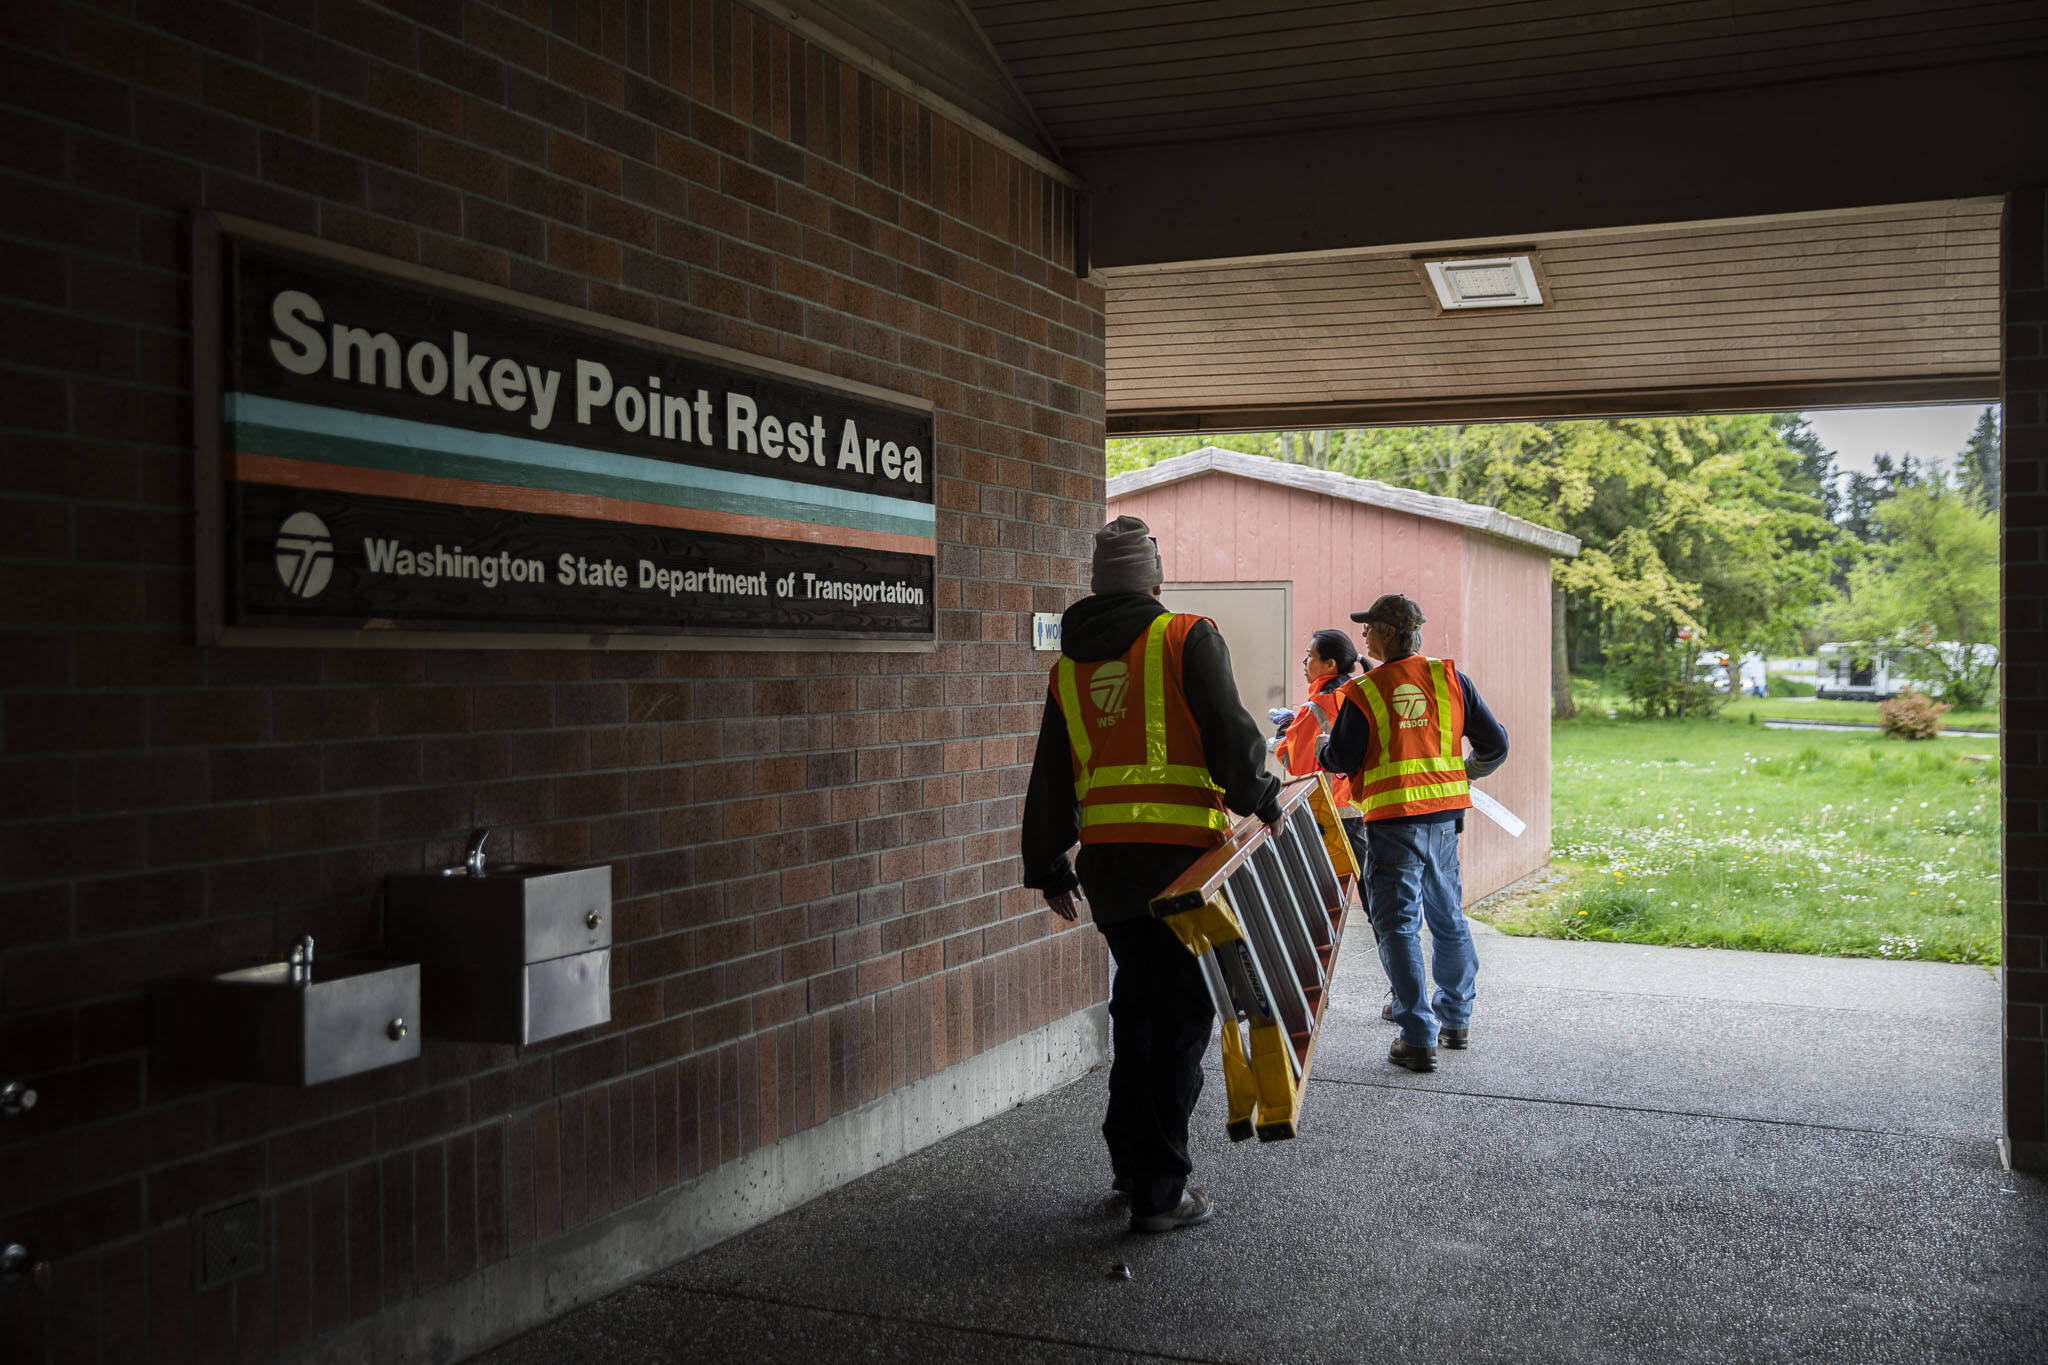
[1032, 612, 1062, 651]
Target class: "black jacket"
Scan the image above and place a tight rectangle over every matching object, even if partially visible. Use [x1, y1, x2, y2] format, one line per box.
[1316, 652, 1509, 827]
[1021, 593, 1283, 926]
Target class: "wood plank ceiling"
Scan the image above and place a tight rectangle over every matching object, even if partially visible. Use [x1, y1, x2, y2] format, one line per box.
[964, 0, 2048, 152]
[1100, 198, 2002, 433]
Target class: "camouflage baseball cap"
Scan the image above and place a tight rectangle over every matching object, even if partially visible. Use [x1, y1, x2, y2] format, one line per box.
[1349, 593, 1428, 629]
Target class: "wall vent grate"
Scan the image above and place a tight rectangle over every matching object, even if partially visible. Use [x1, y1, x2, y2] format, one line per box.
[198, 1199, 263, 1288]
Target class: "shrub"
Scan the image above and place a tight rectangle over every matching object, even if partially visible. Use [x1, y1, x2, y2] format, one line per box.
[1613, 644, 1731, 719]
[1879, 687, 1949, 740]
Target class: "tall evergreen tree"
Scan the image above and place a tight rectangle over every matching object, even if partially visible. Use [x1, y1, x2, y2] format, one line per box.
[1956, 405, 2001, 510]
[1837, 452, 1924, 543]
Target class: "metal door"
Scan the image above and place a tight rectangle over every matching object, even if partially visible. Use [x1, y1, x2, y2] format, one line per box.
[1159, 582, 1292, 717]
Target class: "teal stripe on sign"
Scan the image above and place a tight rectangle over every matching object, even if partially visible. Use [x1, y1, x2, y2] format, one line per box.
[224, 393, 937, 538]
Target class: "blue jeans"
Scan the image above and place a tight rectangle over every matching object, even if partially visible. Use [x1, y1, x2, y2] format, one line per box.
[1365, 819, 1476, 1047]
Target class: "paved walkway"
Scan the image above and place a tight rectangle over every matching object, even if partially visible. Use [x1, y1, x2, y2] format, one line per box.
[480, 927, 2046, 1364]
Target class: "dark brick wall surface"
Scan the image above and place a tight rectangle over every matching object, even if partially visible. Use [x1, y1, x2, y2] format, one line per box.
[2006, 188, 2047, 1159]
[0, 2, 1109, 1358]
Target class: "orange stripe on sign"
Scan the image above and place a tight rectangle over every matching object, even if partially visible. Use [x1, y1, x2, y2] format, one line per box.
[229, 452, 938, 558]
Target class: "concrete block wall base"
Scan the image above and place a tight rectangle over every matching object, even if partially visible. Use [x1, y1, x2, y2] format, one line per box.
[288, 1005, 1110, 1365]
[2000, 1135, 2048, 1173]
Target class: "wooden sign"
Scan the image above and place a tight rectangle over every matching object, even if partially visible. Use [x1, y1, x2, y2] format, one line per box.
[194, 215, 936, 649]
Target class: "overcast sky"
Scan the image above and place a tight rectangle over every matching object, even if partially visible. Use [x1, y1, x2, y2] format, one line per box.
[1802, 404, 1991, 477]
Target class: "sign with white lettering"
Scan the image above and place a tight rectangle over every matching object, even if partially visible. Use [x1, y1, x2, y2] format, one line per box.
[195, 216, 936, 648]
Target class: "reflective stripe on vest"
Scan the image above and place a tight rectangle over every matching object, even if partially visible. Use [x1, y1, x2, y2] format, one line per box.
[1053, 615, 1232, 847]
[1347, 656, 1471, 822]
[1302, 687, 1358, 812]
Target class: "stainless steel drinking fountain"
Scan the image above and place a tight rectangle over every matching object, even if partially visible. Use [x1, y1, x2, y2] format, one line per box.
[155, 936, 421, 1086]
[383, 829, 613, 1045]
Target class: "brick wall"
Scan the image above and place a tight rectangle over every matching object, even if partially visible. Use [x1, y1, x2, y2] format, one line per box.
[2005, 187, 2046, 1167]
[0, 2, 1110, 1357]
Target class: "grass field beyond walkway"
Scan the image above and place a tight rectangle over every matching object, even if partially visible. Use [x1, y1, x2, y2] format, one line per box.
[1721, 696, 2000, 730]
[1478, 719, 2001, 965]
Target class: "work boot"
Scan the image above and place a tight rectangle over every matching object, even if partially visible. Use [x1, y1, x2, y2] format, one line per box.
[1380, 990, 1396, 1023]
[1130, 1187, 1215, 1234]
[1388, 1038, 1437, 1073]
[1110, 1175, 1133, 1201]
[1439, 1027, 1469, 1050]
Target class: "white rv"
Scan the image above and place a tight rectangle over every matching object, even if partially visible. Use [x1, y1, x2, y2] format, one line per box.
[1813, 641, 1997, 700]
[1814, 643, 1902, 700]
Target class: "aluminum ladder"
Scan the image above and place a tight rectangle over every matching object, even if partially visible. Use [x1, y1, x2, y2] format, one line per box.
[1148, 774, 1359, 1143]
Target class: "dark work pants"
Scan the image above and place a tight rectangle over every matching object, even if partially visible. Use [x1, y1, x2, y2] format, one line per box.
[1341, 815, 1372, 914]
[1343, 814, 1385, 957]
[1097, 916, 1215, 1219]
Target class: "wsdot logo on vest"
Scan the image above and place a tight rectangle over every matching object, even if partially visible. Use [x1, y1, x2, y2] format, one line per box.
[1391, 682, 1430, 727]
[1089, 662, 1130, 727]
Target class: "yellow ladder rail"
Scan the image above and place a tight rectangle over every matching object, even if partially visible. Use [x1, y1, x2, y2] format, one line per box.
[1151, 774, 1359, 1142]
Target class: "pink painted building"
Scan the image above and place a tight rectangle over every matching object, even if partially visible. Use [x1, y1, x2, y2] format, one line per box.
[1108, 447, 1579, 903]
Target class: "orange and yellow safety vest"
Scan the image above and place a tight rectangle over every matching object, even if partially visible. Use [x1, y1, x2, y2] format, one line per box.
[1275, 674, 1358, 812]
[1051, 614, 1233, 848]
[1337, 655, 1472, 822]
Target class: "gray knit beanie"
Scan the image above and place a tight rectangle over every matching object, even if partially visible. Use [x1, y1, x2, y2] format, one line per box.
[1091, 515, 1163, 595]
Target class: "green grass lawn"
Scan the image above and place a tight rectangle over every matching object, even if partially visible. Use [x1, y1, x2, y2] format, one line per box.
[1720, 695, 2000, 730]
[1565, 673, 1998, 732]
[1478, 716, 2002, 965]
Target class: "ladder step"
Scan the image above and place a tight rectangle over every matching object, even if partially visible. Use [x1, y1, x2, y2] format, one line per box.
[1150, 775, 1360, 1145]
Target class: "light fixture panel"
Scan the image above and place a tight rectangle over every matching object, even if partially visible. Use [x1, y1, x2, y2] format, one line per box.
[1423, 255, 1544, 310]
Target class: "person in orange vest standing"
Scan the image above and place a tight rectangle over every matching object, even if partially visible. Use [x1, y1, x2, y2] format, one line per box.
[1272, 627, 1370, 892]
[1022, 515, 1282, 1234]
[1272, 627, 1394, 1010]
[1319, 594, 1509, 1073]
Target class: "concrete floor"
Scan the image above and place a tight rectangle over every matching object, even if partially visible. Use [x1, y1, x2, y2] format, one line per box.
[478, 926, 2047, 1364]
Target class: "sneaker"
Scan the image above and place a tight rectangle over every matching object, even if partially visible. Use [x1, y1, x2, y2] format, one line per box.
[1388, 1038, 1437, 1073]
[1439, 1028, 1469, 1050]
[1129, 1187, 1215, 1234]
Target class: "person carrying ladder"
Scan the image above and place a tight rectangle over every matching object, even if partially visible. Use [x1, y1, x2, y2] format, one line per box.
[1021, 516, 1282, 1233]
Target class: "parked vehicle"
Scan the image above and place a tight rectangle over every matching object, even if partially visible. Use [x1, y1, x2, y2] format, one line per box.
[1815, 643, 1903, 700]
[1813, 641, 1998, 700]
[1693, 650, 1733, 693]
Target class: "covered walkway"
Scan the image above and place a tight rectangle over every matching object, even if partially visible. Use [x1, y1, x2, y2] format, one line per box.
[481, 928, 2045, 1363]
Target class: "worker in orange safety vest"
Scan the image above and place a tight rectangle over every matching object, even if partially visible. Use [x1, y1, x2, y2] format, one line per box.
[1021, 516, 1282, 1235]
[1271, 626, 1368, 873]
[1270, 626, 1393, 1010]
[1317, 594, 1509, 1075]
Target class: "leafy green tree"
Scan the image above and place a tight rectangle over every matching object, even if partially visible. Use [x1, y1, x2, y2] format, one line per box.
[1829, 477, 1998, 705]
[1108, 415, 1840, 718]
[1105, 432, 1281, 477]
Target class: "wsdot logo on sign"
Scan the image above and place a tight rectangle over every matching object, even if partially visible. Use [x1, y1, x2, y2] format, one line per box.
[1089, 661, 1130, 728]
[1391, 682, 1430, 728]
[276, 511, 334, 598]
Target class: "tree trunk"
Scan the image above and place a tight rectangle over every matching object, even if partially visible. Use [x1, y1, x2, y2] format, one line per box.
[1550, 577, 1576, 720]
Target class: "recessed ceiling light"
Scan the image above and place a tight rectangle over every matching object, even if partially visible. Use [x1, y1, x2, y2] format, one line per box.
[1420, 254, 1545, 310]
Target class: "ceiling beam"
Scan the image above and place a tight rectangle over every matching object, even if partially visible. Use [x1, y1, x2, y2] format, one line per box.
[1077, 58, 2048, 271]
[1106, 375, 2002, 438]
